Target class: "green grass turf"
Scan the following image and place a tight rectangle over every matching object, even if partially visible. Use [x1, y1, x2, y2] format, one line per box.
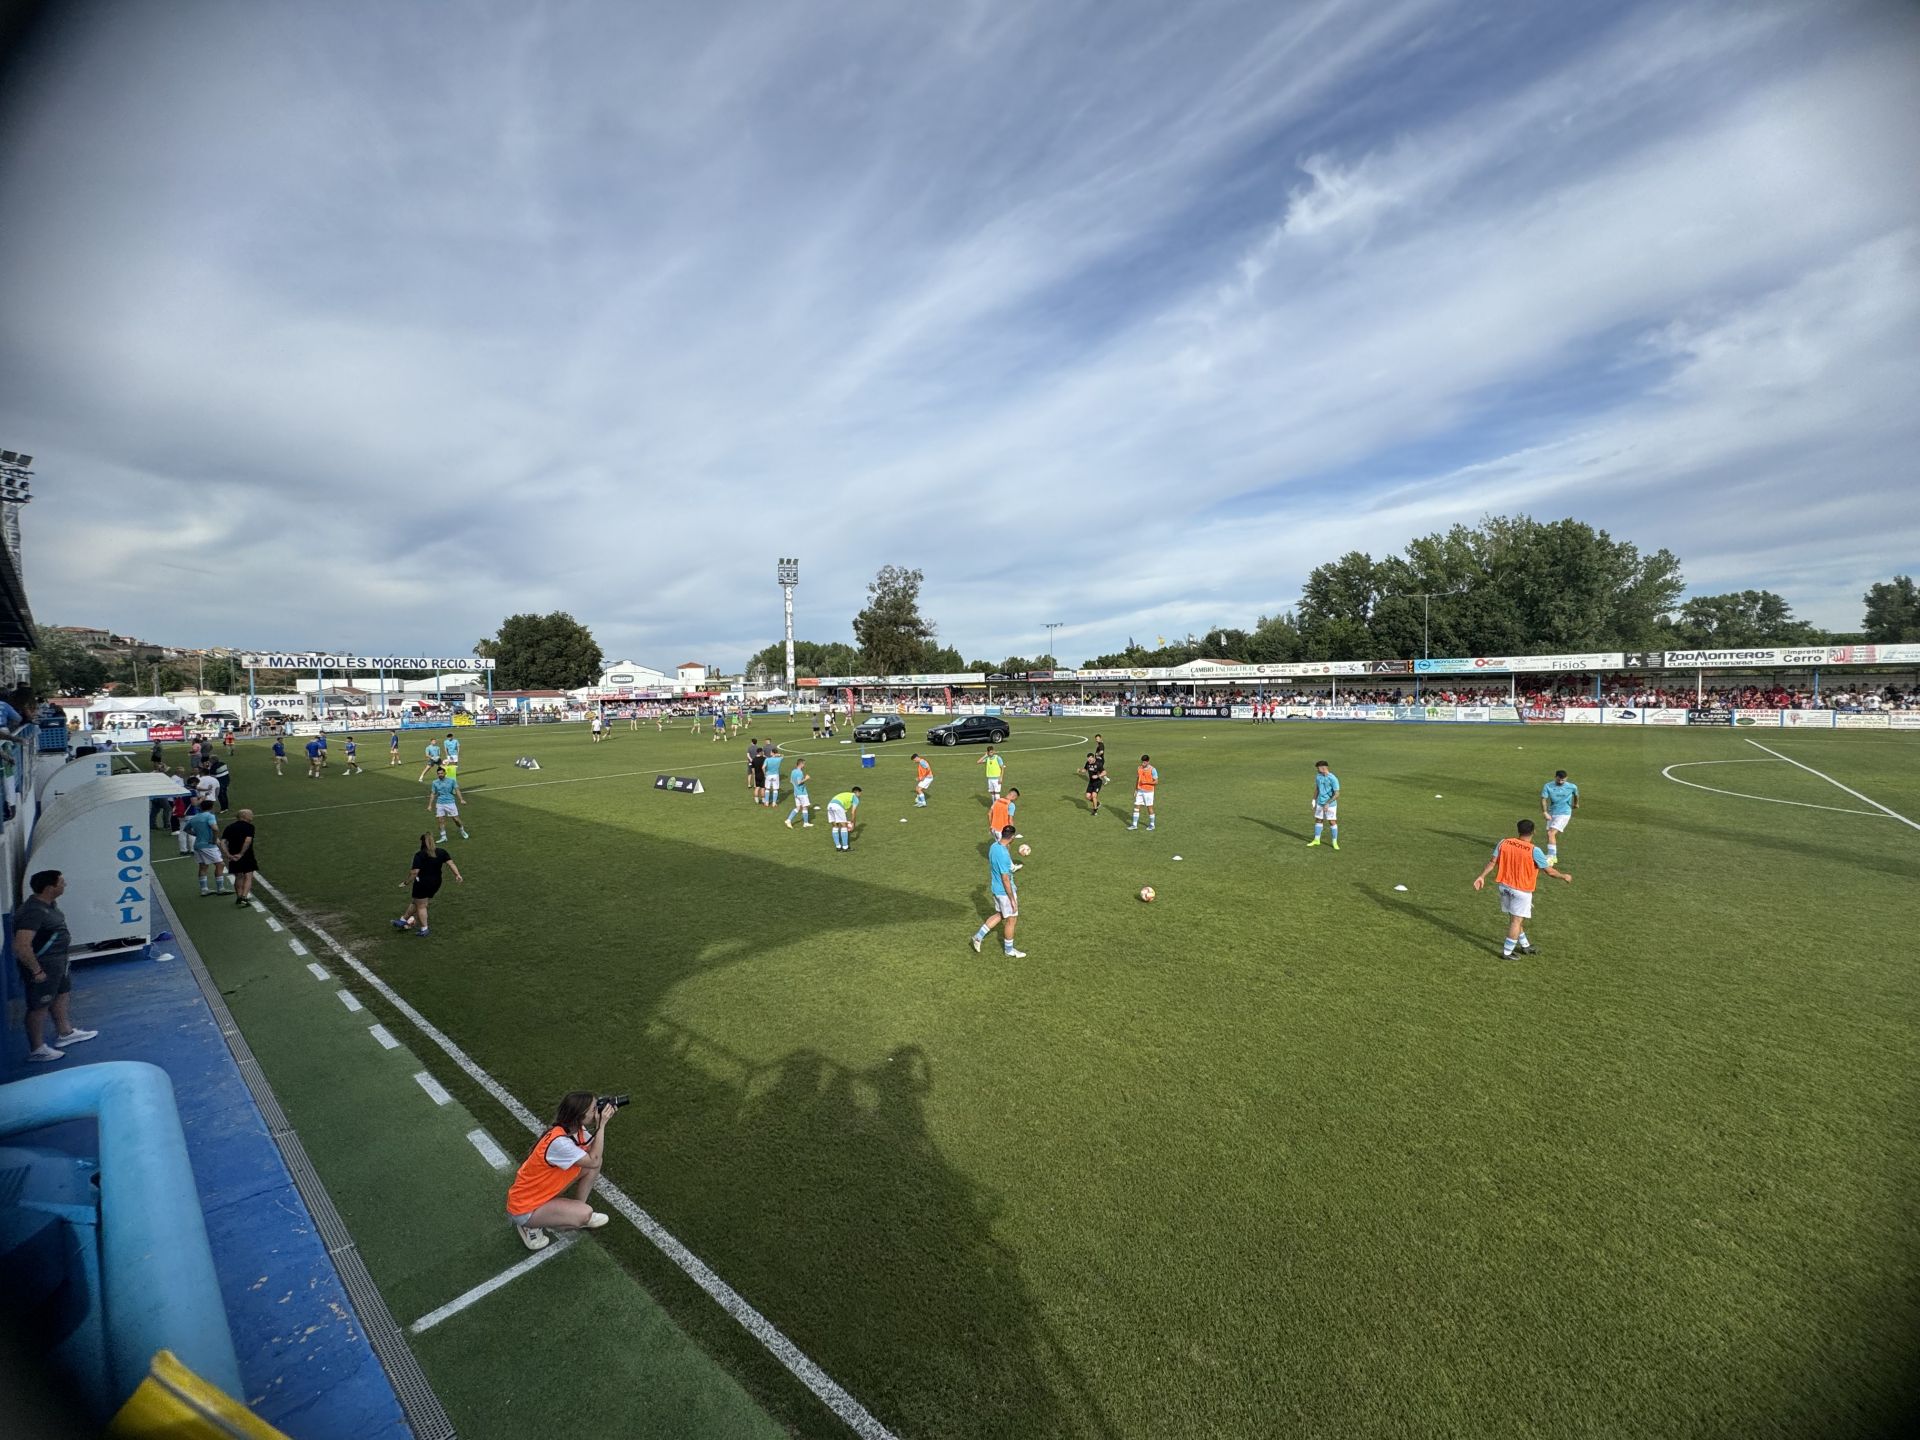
[197, 718, 1920, 1438]
[153, 859, 785, 1440]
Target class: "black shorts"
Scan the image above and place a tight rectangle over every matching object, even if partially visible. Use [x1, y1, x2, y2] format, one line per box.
[1086, 775, 1104, 791]
[412, 881, 441, 901]
[24, 954, 72, 1011]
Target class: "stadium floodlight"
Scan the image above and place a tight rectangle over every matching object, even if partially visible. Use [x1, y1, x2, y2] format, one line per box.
[775, 558, 800, 689]
[1044, 622, 1064, 664]
[1393, 588, 1470, 659]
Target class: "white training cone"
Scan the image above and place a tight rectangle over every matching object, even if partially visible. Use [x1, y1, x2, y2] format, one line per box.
[1172, 855, 1183, 861]
[1393, 884, 1408, 892]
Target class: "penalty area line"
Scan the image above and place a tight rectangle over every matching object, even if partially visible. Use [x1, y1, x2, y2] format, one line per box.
[1743, 739, 1920, 832]
[248, 874, 899, 1440]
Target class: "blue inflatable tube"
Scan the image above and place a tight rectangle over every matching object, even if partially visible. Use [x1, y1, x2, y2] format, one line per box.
[0, 1060, 242, 1407]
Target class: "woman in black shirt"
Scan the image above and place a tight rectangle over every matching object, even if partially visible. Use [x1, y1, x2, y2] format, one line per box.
[393, 833, 463, 938]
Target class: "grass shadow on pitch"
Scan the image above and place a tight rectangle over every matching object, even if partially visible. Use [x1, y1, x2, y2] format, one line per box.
[604, 1021, 1123, 1439]
[1357, 882, 1488, 952]
[1238, 814, 1312, 842]
[1427, 827, 1503, 851]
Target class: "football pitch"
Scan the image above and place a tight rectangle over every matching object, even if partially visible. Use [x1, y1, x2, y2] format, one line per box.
[228, 717, 1918, 1438]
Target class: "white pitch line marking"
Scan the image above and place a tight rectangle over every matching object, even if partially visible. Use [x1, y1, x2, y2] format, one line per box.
[287, 937, 308, 956]
[408, 1236, 573, 1334]
[337, 989, 363, 1013]
[466, 1128, 511, 1171]
[305, 962, 331, 981]
[368, 1023, 400, 1050]
[250, 873, 898, 1440]
[1660, 760, 1887, 817]
[413, 1071, 452, 1106]
[264, 916, 284, 932]
[1744, 739, 1920, 832]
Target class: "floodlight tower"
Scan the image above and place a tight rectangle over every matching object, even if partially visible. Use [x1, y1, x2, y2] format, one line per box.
[0, 449, 34, 686]
[776, 557, 800, 690]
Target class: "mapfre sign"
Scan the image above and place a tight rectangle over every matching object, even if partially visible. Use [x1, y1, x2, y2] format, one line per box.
[243, 654, 496, 672]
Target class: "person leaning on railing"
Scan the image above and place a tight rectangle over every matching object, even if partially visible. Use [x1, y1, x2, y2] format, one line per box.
[505, 1092, 616, 1252]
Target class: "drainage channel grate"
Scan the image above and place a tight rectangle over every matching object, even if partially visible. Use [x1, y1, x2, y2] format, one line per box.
[162, 887, 458, 1440]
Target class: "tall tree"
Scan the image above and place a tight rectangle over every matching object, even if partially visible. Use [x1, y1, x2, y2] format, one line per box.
[1668, 591, 1821, 648]
[745, 639, 861, 680]
[485, 612, 604, 690]
[1862, 576, 1920, 643]
[28, 628, 110, 695]
[852, 565, 937, 675]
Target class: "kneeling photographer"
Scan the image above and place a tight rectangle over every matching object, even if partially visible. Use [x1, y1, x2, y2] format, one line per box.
[505, 1091, 625, 1251]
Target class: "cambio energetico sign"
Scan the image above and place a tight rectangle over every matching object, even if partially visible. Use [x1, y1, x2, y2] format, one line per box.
[242, 654, 496, 671]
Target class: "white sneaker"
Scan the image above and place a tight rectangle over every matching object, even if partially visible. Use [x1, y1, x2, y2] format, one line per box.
[1003, 948, 1027, 959]
[970, 935, 983, 953]
[517, 1225, 550, 1251]
[1011, 863, 1024, 872]
[26, 1044, 65, 1063]
[585, 1212, 610, 1229]
[55, 1028, 99, 1045]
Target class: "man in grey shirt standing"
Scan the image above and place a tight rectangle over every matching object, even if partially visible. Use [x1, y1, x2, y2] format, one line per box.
[14, 870, 97, 1063]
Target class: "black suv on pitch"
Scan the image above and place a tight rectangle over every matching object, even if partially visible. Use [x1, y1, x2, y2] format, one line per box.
[926, 714, 1010, 746]
[853, 715, 908, 742]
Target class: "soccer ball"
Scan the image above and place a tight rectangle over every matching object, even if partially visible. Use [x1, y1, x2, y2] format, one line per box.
[1018, 843, 1031, 857]
[1139, 886, 1156, 903]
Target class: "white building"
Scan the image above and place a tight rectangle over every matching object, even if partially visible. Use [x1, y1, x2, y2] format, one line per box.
[594, 660, 673, 693]
[676, 661, 709, 690]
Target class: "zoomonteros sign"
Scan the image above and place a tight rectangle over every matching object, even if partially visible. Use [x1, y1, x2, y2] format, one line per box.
[243, 654, 496, 671]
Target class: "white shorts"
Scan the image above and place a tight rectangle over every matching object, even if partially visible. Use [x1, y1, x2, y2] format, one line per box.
[1546, 812, 1571, 834]
[435, 802, 460, 818]
[916, 776, 933, 792]
[793, 791, 810, 808]
[1313, 802, 1338, 821]
[1497, 885, 1534, 919]
[993, 892, 1018, 919]
[986, 777, 1002, 794]
[1135, 790, 1155, 807]
[826, 802, 849, 825]
[195, 845, 222, 865]
[766, 776, 781, 792]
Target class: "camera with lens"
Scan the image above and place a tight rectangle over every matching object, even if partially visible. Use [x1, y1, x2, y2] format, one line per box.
[596, 1094, 630, 1110]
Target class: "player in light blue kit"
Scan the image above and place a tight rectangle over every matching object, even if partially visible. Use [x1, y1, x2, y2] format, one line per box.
[784, 759, 813, 827]
[1540, 769, 1579, 862]
[1306, 760, 1340, 850]
[763, 746, 783, 807]
[970, 824, 1026, 957]
[428, 766, 469, 842]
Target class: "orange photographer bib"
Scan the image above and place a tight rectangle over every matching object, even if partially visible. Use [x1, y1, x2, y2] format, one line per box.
[506, 1126, 581, 1214]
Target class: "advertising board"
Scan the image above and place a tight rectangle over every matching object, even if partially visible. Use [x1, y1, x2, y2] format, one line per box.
[1523, 706, 1566, 723]
[1781, 709, 1834, 728]
[1834, 713, 1891, 730]
[1687, 707, 1734, 726]
[1561, 709, 1603, 725]
[1123, 704, 1232, 719]
[1641, 708, 1690, 726]
[1601, 708, 1644, 724]
[1890, 713, 1920, 730]
[1055, 704, 1116, 718]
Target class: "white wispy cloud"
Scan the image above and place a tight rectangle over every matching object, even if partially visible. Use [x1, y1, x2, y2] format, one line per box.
[0, 0, 1913, 662]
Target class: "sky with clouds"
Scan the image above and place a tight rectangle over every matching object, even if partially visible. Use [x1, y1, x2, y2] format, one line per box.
[1, 0, 1916, 668]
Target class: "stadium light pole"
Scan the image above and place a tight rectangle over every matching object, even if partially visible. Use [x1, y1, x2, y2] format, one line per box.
[776, 558, 800, 692]
[1043, 622, 1063, 666]
[0, 449, 35, 686]
[1396, 588, 1470, 659]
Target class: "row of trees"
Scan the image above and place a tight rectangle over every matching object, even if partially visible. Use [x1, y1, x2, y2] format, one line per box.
[750, 520, 1916, 681]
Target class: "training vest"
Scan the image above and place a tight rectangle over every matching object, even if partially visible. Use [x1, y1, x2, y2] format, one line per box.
[1494, 837, 1540, 893]
[988, 798, 1011, 832]
[506, 1126, 583, 1214]
[1137, 764, 1157, 792]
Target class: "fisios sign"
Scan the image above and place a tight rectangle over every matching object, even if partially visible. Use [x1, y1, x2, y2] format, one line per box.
[243, 654, 496, 671]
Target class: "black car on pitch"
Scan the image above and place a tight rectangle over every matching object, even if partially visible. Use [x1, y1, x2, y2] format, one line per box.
[926, 714, 1010, 746]
[853, 715, 908, 742]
